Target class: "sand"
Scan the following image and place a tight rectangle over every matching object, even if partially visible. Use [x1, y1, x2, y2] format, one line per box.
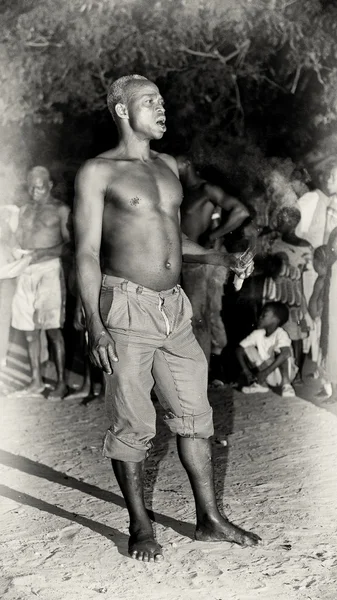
[1, 386, 337, 600]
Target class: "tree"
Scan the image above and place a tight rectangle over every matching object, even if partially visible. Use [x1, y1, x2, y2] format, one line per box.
[1, 0, 337, 202]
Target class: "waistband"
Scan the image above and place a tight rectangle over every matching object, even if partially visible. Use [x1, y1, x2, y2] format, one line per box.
[101, 274, 180, 298]
[25, 257, 61, 272]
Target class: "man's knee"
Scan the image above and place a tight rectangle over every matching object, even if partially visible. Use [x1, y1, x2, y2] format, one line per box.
[25, 330, 40, 343]
[164, 407, 214, 439]
[102, 428, 154, 462]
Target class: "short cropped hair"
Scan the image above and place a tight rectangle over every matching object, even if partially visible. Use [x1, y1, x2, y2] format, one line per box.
[276, 205, 301, 228]
[27, 166, 51, 185]
[107, 74, 148, 119]
[262, 301, 289, 327]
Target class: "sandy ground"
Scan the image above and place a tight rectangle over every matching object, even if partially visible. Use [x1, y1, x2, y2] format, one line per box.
[1, 382, 337, 600]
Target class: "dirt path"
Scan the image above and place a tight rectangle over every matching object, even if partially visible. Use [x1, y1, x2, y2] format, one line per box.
[1, 386, 336, 600]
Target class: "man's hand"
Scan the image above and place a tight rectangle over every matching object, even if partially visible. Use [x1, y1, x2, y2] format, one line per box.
[229, 249, 254, 279]
[88, 327, 118, 374]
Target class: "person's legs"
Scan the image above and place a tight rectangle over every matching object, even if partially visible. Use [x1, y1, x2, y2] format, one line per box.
[177, 436, 260, 545]
[112, 459, 163, 561]
[153, 299, 260, 547]
[24, 330, 45, 393]
[46, 328, 67, 399]
[278, 357, 296, 397]
[209, 267, 227, 384]
[292, 339, 305, 382]
[102, 329, 160, 561]
[181, 264, 212, 362]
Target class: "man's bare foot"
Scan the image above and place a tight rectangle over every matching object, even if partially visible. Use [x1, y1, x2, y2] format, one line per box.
[128, 531, 163, 562]
[48, 381, 67, 400]
[64, 386, 91, 400]
[196, 516, 261, 547]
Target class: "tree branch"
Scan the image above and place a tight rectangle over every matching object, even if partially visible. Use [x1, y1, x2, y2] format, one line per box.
[290, 65, 302, 94]
[25, 41, 64, 48]
[178, 40, 250, 65]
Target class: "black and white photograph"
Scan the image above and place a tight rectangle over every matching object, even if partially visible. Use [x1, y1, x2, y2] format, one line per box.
[1, 1, 337, 598]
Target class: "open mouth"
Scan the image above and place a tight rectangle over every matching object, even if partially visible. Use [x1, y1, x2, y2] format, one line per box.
[156, 116, 166, 127]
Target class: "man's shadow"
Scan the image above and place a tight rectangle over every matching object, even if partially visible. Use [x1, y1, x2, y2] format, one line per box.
[0, 448, 195, 556]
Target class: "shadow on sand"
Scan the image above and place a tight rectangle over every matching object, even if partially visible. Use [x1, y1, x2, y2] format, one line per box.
[0, 448, 196, 557]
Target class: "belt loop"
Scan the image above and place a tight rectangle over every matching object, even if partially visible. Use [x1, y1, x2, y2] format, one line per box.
[121, 280, 128, 292]
[102, 275, 106, 285]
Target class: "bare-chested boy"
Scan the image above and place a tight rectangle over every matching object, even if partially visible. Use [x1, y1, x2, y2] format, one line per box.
[74, 74, 260, 562]
[11, 166, 70, 399]
[178, 157, 249, 367]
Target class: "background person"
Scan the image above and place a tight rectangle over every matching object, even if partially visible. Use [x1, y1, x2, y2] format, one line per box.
[11, 166, 71, 398]
[236, 301, 297, 397]
[178, 155, 250, 381]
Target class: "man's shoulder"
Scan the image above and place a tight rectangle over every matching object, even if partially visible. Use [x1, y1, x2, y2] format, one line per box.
[76, 155, 117, 185]
[154, 152, 179, 176]
[275, 326, 291, 344]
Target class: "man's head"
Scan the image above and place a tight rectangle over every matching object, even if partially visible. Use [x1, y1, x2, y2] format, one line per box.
[258, 302, 289, 330]
[321, 161, 337, 196]
[27, 166, 52, 203]
[276, 205, 301, 234]
[107, 74, 166, 140]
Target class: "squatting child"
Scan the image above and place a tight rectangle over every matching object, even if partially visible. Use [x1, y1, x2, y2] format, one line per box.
[236, 301, 297, 397]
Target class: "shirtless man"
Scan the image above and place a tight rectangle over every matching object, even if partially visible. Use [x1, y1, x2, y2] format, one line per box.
[74, 74, 259, 563]
[178, 156, 250, 370]
[11, 166, 70, 399]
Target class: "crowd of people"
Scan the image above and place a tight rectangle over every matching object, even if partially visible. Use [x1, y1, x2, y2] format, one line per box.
[1, 138, 337, 403]
[1, 73, 337, 561]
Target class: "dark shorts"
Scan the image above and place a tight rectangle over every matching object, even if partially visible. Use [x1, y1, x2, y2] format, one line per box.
[100, 275, 213, 462]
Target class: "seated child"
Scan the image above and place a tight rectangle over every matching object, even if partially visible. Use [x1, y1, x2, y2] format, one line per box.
[236, 301, 297, 397]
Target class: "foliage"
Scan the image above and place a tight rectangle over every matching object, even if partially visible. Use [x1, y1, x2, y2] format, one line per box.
[1, 0, 337, 204]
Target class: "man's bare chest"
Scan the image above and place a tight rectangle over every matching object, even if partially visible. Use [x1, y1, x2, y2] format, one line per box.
[23, 206, 60, 230]
[105, 164, 182, 212]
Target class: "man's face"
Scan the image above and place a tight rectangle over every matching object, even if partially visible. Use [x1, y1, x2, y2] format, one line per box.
[28, 174, 52, 203]
[126, 81, 166, 140]
[326, 167, 337, 196]
[258, 307, 276, 329]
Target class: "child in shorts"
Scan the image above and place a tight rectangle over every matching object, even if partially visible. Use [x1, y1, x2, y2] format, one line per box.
[236, 301, 297, 397]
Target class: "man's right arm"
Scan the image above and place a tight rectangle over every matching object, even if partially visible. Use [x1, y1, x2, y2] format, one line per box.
[74, 160, 117, 372]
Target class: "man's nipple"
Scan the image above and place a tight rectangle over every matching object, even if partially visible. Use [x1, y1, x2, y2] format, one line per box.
[165, 261, 171, 269]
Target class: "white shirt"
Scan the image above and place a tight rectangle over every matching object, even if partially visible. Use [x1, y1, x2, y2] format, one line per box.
[240, 327, 292, 362]
[324, 195, 337, 243]
[296, 190, 329, 248]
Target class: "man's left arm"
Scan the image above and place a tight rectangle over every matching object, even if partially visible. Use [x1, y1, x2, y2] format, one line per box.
[182, 233, 254, 278]
[182, 233, 232, 267]
[206, 184, 250, 241]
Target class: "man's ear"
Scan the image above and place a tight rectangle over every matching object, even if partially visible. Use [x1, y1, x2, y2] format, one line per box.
[115, 103, 129, 120]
